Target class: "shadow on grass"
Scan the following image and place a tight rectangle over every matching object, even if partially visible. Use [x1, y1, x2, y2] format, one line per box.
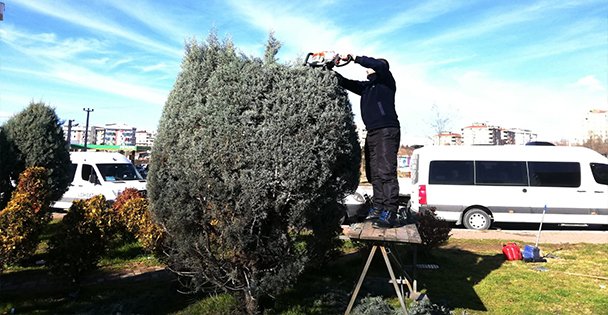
[0, 268, 204, 315]
[270, 243, 505, 314]
[413, 246, 505, 311]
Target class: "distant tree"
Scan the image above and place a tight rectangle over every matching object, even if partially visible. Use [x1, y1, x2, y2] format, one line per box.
[426, 103, 452, 143]
[148, 32, 360, 313]
[2, 102, 71, 207]
[582, 135, 608, 156]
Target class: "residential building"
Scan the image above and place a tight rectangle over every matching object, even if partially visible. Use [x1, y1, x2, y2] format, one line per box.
[434, 132, 462, 146]
[93, 123, 137, 146]
[136, 130, 156, 147]
[62, 122, 86, 145]
[584, 109, 608, 141]
[501, 128, 537, 145]
[461, 123, 501, 145]
[461, 123, 536, 145]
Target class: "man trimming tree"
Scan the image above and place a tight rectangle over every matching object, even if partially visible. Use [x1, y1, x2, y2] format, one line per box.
[335, 54, 401, 228]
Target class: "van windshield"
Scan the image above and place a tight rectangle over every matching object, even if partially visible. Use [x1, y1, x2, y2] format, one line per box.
[97, 163, 142, 181]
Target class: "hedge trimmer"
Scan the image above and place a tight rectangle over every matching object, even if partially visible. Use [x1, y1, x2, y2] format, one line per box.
[303, 51, 353, 70]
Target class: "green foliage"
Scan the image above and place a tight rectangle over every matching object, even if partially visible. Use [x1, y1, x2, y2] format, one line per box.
[351, 296, 398, 315]
[148, 31, 360, 312]
[47, 195, 111, 282]
[416, 208, 452, 250]
[0, 128, 12, 209]
[408, 298, 453, 315]
[174, 294, 241, 315]
[0, 167, 52, 271]
[2, 102, 71, 207]
[112, 188, 165, 254]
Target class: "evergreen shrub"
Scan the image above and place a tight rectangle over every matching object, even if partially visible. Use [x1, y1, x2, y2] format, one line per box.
[148, 32, 360, 312]
[416, 208, 452, 250]
[1, 102, 70, 209]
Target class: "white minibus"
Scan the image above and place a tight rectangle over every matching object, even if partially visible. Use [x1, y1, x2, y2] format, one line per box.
[51, 152, 147, 210]
[408, 145, 608, 230]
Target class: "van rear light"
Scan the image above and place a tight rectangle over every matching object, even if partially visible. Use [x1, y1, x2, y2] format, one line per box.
[418, 185, 427, 205]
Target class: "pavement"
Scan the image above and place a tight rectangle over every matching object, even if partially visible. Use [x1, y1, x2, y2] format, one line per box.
[450, 228, 608, 244]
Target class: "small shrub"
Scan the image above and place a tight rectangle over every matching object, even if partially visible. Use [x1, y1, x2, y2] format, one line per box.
[119, 197, 165, 253]
[112, 188, 143, 214]
[351, 296, 398, 315]
[408, 298, 453, 315]
[113, 188, 165, 254]
[47, 195, 111, 282]
[0, 167, 51, 271]
[416, 208, 452, 250]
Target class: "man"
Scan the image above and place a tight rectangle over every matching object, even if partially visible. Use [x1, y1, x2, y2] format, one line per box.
[335, 54, 401, 228]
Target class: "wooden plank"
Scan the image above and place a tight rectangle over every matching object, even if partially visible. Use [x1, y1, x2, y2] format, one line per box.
[359, 221, 387, 241]
[395, 224, 422, 244]
[342, 222, 422, 244]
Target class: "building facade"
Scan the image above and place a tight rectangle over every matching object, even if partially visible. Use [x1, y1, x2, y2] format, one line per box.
[584, 109, 608, 141]
[135, 130, 156, 147]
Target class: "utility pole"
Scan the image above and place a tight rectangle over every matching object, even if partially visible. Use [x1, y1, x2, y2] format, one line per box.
[66, 119, 78, 150]
[83, 108, 94, 151]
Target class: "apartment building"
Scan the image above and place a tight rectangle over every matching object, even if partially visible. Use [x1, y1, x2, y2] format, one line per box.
[584, 109, 608, 141]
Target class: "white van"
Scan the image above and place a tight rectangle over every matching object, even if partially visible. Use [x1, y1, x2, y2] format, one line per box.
[409, 145, 608, 230]
[51, 152, 147, 209]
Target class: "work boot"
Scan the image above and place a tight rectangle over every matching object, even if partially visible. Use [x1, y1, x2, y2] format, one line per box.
[372, 210, 397, 229]
[364, 207, 383, 221]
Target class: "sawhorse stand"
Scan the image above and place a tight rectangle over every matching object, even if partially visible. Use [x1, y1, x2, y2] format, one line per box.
[341, 222, 422, 315]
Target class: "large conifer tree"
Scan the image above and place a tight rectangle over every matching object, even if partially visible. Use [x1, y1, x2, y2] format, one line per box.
[2, 102, 71, 208]
[148, 33, 360, 313]
[0, 128, 11, 209]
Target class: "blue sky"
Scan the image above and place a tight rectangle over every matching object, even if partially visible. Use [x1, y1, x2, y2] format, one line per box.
[0, 0, 606, 144]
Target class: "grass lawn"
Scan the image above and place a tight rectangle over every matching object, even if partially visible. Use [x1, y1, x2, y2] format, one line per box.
[1, 222, 607, 314]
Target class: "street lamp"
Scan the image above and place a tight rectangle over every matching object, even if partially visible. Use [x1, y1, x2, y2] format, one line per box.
[83, 108, 94, 150]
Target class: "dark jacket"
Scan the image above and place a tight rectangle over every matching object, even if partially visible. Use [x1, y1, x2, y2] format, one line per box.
[336, 56, 400, 131]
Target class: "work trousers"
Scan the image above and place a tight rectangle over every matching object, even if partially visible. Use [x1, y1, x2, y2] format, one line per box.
[365, 127, 400, 212]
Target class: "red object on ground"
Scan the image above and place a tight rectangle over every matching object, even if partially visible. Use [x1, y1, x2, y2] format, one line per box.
[502, 243, 523, 260]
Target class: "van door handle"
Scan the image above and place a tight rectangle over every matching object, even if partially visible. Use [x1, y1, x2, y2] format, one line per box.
[577, 190, 586, 193]
[594, 191, 605, 193]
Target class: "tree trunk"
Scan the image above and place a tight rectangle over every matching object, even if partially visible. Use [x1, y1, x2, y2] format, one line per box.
[244, 290, 259, 315]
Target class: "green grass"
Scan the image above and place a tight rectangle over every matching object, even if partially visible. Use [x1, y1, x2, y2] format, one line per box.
[2, 225, 607, 314]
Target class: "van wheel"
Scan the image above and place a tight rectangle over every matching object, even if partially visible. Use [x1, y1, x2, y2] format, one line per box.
[463, 208, 491, 230]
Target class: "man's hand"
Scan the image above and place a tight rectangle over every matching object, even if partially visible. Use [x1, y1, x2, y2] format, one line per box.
[340, 53, 354, 61]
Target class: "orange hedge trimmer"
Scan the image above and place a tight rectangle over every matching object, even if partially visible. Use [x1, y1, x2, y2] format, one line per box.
[303, 51, 353, 70]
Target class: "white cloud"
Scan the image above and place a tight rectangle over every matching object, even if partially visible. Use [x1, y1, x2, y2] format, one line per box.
[15, 0, 181, 56]
[574, 75, 605, 92]
[53, 66, 167, 106]
[141, 63, 168, 73]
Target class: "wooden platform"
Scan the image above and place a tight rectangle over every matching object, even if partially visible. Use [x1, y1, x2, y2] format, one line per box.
[341, 222, 422, 244]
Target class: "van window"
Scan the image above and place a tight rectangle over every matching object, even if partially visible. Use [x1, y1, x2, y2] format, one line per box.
[97, 163, 141, 181]
[429, 161, 474, 185]
[69, 163, 77, 182]
[81, 164, 97, 182]
[528, 162, 580, 187]
[590, 163, 608, 185]
[475, 161, 527, 186]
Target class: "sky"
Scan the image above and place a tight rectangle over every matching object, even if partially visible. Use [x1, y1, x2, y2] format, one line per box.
[0, 0, 606, 145]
